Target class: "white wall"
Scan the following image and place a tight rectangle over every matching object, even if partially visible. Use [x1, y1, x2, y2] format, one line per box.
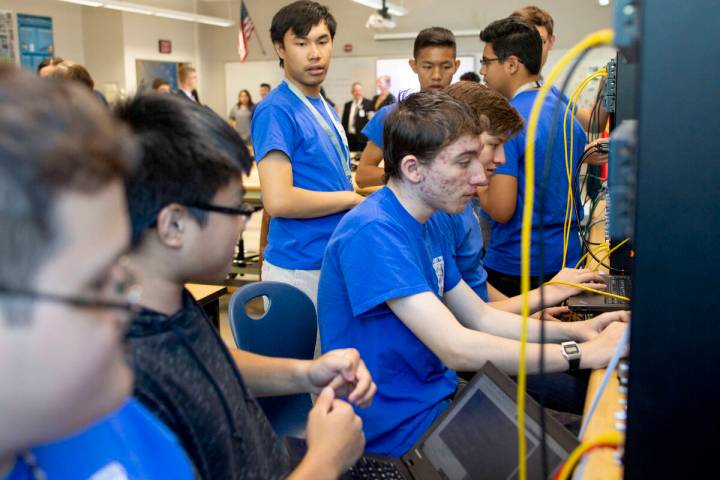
[82, 7, 125, 99]
[198, 0, 614, 115]
[121, 11, 198, 95]
[0, 0, 85, 65]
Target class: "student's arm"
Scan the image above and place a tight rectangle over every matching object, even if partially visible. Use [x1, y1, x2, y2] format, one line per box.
[288, 388, 364, 480]
[487, 282, 509, 301]
[355, 141, 385, 188]
[230, 347, 375, 407]
[257, 150, 364, 218]
[388, 285, 627, 373]
[574, 106, 609, 133]
[477, 173, 517, 223]
[488, 268, 606, 314]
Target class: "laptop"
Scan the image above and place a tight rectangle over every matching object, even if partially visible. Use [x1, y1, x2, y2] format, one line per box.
[286, 362, 579, 480]
[566, 275, 632, 313]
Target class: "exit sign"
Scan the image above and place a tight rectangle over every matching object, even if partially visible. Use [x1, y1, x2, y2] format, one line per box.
[158, 39, 172, 54]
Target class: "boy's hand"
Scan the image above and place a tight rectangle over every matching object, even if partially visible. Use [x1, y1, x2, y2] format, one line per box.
[549, 268, 607, 297]
[305, 387, 365, 477]
[306, 348, 376, 407]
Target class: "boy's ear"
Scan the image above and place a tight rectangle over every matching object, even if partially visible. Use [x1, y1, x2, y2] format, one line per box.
[400, 154, 424, 183]
[409, 58, 419, 74]
[155, 204, 186, 249]
[505, 55, 521, 76]
[273, 41, 286, 62]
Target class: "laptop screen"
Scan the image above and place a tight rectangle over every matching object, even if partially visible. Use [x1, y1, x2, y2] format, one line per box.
[416, 372, 574, 480]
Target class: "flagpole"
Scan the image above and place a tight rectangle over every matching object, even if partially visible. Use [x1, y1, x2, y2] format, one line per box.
[244, 1, 266, 55]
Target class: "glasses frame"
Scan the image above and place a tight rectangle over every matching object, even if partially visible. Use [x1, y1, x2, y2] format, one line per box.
[0, 286, 141, 313]
[479, 56, 504, 66]
[183, 201, 256, 219]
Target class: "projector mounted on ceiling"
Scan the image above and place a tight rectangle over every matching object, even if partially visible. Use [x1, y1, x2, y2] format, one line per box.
[352, 0, 407, 30]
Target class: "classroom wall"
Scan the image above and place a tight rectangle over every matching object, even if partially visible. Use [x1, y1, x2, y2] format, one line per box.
[82, 7, 125, 99]
[0, 0, 85, 65]
[198, 0, 613, 114]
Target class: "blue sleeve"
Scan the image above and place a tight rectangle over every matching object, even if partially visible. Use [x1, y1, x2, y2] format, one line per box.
[250, 103, 296, 163]
[338, 223, 433, 317]
[496, 133, 522, 177]
[361, 106, 389, 148]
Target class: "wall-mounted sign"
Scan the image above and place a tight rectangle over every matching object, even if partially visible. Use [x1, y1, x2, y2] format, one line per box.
[158, 39, 172, 54]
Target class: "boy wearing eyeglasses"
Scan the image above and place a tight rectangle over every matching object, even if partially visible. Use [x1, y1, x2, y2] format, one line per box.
[120, 93, 376, 480]
[0, 68, 193, 478]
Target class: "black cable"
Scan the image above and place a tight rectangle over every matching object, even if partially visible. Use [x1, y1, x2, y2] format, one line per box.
[535, 47, 593, 479]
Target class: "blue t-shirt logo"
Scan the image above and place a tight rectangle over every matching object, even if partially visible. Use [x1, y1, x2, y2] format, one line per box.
[432, 256, 445, 296]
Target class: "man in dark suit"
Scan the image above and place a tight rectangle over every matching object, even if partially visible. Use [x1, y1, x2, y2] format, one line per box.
[175, 65, 200, 104]
[341, 82, 373, 152]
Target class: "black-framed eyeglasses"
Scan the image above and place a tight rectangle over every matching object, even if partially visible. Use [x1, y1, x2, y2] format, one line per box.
[0, 257, 141, 314]
[183, 202, 256, 219]
[0, 286, 141, 313]
[479, 57, 504, 66]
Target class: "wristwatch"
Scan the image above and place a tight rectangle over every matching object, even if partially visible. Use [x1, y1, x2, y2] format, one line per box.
[560, 341, 582, 371]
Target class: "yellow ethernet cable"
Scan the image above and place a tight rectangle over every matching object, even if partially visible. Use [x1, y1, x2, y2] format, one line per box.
[517, 28, 614, 480]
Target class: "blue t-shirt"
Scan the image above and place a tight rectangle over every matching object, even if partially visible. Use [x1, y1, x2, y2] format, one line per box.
[318, 187, 460, 456]
[251, 81, 353, 270]
[361, 103, 396, 149]
[428, 202, 489, 301]
[483, 88, 586, 276]
[6, 398, 193, 479]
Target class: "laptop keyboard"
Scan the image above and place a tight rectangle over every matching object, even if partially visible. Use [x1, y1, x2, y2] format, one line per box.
[605, 276, 631, 304]
[347, 457, 406, 479]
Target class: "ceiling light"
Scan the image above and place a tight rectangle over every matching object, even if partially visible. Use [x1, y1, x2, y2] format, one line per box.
[352, 0, 408, 17]
[104, 2, 153, 14]
[58, 0, 103, 6]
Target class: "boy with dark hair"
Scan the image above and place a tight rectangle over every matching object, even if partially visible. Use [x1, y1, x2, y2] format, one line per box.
[0, 68, 192, 478]
[355, 26, 461, 188]
[510, 5, 609, 144]
[318, 91, 627, 456]
[252, 0, 364, 306]
[120, 93, 375, 480]
[479, 17, 588, 296]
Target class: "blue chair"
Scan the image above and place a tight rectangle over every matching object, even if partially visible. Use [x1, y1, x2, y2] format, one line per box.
[228, 281, 316, 439]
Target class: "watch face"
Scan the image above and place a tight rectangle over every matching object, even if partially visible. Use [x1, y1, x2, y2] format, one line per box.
[565, 344, 580, 355]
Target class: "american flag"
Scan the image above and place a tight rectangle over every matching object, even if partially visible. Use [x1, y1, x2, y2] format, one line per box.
[238, 1, 254, 62]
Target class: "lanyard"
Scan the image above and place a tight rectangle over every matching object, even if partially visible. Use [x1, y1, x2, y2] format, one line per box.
[512, 80, 542, 99]
[283, 79, 351, 179]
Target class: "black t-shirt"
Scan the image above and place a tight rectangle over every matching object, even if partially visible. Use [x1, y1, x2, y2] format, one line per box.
[126, 290, 290, 479]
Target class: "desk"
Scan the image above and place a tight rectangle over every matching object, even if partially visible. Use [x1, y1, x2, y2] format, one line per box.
[186, 283, 227, 329]
[242, 165, 382, 206]
[576, 200, 624, 480]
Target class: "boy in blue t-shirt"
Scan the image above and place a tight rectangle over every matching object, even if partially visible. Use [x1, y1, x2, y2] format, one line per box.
[355, 26, 461, 188]
[479, 17, 589, 296]
[0, 69, 193, 479]
[318, 91, 629, 456]
[251, 1, 365, 306]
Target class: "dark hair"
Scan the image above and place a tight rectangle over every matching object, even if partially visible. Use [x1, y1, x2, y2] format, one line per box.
[383, 91, 480, 182]
[36, 56, 64, 74]
[0, 66, 136, 290]
[459, 71, 481, 83]
[511, 5, 554, 36]
[152, 78, 169, 90]
[270, 1, 337, 67]
[479, 17, 542, 75]
[115, 94, 252, 247]
[413, 27, 456, 59]
[260, 82, 271, 89]
[444, 81, 524, 138]
[237, 89, 254, 108]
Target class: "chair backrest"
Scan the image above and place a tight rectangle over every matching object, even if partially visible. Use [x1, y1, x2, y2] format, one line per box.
[228, 281, 317, 439]
[228, 281, 317, 360]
